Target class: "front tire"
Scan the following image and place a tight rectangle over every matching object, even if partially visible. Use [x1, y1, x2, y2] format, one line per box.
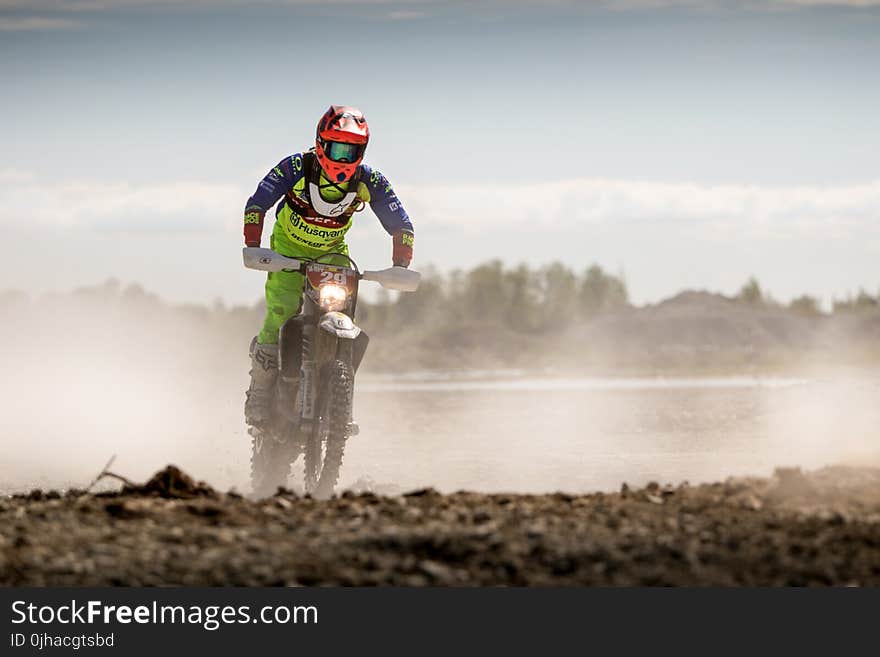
[304, 341, 355, 499]
[250, 428, 290, 498]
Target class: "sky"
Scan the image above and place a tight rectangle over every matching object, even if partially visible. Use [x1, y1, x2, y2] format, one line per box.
[1, 0, 879, 307]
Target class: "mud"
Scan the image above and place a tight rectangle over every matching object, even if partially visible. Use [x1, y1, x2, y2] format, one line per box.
[2, 465, 879, 586]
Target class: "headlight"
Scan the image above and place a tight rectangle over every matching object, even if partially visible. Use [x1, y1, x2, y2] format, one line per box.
[319, 283, 349, 310]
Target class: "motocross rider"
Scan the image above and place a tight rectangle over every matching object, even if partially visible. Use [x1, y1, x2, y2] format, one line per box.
[243, 105, 414, 428]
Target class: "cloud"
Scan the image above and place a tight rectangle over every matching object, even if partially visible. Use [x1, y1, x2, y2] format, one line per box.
[0, 0, 423, 10]
[1, 169, 877, 306]
[602, 0, 880, 7]
[398, 177, 880, 245]
[0, 172, 245, 234]
[2, 0, 878, 14]
[388, 9, 428, 19]
[0, 0, 206, 9]
[0, 169, 36, 184]
[768, 0, 880, 5]
[3, 169, 877, 248]
[0, 16, 83, 30]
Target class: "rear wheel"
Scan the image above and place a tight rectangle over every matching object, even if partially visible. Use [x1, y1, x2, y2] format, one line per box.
[304, 341, 355, 499]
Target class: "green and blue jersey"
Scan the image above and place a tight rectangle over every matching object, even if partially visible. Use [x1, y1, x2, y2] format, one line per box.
[244, 151, 412, 255]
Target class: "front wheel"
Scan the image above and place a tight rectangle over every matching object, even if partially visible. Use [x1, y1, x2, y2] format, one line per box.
[250, 428, 290, 498]
[304, 341, 355, 499]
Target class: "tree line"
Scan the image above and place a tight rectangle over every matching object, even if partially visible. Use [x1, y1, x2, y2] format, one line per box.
[359, 261, 629, 335]
[737, 277, 880, 317]
[1, 265, 876, 332]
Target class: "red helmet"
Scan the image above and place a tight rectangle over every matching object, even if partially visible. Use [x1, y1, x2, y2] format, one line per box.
[315, 105, 369, 183]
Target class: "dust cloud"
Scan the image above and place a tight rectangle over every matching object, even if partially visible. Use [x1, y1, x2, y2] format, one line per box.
[0, 283, 252, 493]
[0, 282, 878, 495]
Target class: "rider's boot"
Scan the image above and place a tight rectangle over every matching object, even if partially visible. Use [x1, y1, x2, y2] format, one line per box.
[245, 337, 278, 428]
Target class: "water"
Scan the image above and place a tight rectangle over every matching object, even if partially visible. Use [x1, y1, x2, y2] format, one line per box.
[2, 371, 878, 496]
[338, 375, 880, 494]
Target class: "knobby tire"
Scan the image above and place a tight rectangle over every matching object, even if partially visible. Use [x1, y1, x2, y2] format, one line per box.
[304, 341, 354, 499]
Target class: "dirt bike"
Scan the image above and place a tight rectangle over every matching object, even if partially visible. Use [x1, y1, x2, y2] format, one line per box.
[243, 247, 420, 499]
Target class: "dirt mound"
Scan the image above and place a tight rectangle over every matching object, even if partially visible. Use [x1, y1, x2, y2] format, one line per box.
[126, 465, 216, 499]
[587, 291, 812, 349]
[561, 290, 869, 372]
[2, 465, 879, 586]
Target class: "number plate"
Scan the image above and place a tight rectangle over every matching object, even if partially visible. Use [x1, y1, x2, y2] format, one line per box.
[305, 263, 357, 292]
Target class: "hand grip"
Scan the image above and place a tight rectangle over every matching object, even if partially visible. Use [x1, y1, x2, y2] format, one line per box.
[361, 266, 421, 292]
[242, 247, 302, 272]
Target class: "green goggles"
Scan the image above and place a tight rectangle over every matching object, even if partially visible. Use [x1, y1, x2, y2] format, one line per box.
[324, 141, 364, 163]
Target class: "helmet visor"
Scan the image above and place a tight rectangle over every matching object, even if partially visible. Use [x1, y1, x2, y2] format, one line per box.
[324, 141, 364, 163]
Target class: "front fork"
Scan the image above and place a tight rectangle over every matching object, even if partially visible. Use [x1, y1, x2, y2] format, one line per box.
[292, 311, 369, 434]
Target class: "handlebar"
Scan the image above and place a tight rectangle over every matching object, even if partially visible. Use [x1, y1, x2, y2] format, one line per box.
[242, 247, 421, 293]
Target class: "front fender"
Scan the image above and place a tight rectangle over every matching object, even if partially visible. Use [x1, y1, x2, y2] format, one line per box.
[318, 311, 362, 339]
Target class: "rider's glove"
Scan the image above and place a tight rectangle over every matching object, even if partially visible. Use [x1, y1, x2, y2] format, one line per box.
[244, 208, 264, 247]
[392, 230, 414, 268]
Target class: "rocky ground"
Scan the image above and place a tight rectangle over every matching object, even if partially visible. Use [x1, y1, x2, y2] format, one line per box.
[2, 465, 879, 586]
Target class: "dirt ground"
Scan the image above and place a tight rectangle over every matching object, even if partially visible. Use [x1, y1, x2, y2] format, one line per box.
[2, 465, 879, 586]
